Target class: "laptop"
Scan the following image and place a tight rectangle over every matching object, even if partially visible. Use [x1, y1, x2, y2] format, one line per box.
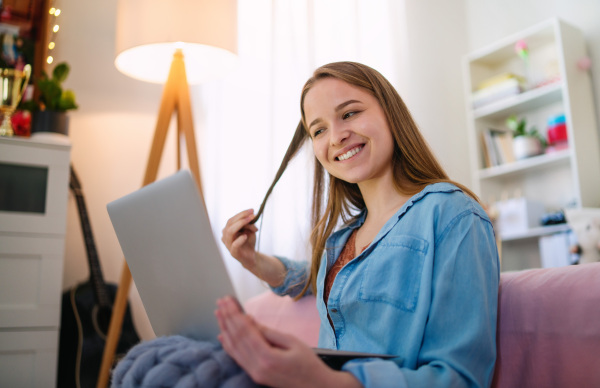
[107, 169, 394, 368]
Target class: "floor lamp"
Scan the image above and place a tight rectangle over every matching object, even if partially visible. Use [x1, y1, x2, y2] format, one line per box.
[97, 1, 237, 387]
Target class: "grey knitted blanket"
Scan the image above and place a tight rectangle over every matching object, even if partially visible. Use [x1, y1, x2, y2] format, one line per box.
[111, 335, 260, 388]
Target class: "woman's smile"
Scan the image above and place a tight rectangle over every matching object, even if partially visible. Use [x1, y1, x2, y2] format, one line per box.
[336, 145, 364, 161]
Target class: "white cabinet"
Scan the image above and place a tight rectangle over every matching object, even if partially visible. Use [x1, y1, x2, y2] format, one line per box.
[463, 18, 600, 270]
[0, 136, 71, 387]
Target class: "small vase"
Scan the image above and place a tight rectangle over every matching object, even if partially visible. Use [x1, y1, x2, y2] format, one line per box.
[31, 110, 69, 136]
[513, 136, 543, 160]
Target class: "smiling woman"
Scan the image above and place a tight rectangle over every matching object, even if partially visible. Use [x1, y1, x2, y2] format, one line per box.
[217, 61, 500, 388]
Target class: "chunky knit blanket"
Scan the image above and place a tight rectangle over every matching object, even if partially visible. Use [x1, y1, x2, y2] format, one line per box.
[111, 335, 260, 388]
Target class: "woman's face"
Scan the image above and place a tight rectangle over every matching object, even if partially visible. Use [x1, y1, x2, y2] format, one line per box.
[303, 77, 395, 185]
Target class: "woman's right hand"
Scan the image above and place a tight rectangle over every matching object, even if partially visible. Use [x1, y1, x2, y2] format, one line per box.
[221, 209, 286, 288]
[221, 209, 259, 270]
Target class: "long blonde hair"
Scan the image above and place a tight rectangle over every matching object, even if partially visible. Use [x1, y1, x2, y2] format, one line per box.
[252, 62, 478, 297]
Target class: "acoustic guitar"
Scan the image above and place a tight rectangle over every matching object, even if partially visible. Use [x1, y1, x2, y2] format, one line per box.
[57, 166, 140, 388]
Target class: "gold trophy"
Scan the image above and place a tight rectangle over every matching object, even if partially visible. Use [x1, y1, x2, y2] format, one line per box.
[0, 64, 32, 137]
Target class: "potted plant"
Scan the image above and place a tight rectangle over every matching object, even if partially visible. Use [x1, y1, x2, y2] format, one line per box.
[506, 115, 546, 160]
[20, 61, 78, 135]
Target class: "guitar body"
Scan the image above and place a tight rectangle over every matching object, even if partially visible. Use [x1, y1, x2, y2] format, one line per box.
[57, 281, 140, 388]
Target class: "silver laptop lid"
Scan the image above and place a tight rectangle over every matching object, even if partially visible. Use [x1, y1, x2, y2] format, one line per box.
[107, 169, 236, 341]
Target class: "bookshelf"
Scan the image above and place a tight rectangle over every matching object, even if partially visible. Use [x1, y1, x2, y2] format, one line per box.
[463, 18, 600, 270]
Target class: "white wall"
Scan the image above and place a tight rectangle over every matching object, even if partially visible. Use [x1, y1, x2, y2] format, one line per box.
[399, 0, 471, 187]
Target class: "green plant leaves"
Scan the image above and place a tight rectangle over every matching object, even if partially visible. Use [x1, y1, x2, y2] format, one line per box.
[18, 61, 77, 112]
[52, 63, 70, 83]
[37, 79, 62, 110]
[506, 115, 526, 136]
[506, 114, 546, 147]
[58, 89, 78, 110]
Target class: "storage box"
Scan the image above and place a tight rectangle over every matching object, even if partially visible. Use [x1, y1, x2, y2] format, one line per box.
[495, 198, 545, 238]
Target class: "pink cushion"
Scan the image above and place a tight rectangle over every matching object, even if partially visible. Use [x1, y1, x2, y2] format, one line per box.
[244, 263, 600, 386]
[244, 292, 319, 347]
[492, 262, 600, 388]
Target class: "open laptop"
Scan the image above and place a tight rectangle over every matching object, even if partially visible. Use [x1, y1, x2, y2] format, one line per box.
[107, 169, 394, 368]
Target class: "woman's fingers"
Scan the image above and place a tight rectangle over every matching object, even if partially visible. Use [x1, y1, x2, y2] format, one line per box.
[222, 210, 257, 248]
[223, 209, 254, 234]
[258, 323, 295, 349]
[216, 297, 271, 367]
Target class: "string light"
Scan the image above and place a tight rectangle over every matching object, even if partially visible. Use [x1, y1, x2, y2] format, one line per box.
[46, 2, 61, 65]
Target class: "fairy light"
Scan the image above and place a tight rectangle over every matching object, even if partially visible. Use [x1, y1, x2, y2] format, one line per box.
[46, 3, 62, 64]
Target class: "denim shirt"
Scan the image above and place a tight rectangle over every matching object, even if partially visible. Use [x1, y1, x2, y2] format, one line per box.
[272, 183, 500, 388]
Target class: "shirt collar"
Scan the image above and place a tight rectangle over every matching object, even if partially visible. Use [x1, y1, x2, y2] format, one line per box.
[334, 182, 462, 245]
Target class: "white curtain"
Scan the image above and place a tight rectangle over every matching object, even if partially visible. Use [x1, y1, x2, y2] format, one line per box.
[193, 0, 407, 302]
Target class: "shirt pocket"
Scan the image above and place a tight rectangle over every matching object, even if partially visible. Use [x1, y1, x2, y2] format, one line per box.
[358, 235, 428, 312]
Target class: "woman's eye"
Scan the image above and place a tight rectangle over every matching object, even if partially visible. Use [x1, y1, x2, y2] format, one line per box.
[313, 128, 324, 138]
[343, 111, 358, 120]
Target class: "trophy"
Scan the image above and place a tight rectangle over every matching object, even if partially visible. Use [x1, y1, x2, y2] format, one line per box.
[0, 64, 32, 137]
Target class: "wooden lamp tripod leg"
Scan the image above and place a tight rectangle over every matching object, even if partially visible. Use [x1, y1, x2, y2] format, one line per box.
[96, 49, 202, 388]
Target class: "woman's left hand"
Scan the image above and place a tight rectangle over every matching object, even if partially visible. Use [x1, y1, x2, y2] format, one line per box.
[215, 296, 361, 388]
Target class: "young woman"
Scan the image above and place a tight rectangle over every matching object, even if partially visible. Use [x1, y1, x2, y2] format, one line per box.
[217, 61, 499, 388]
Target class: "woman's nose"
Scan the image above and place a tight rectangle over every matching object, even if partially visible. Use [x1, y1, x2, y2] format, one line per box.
[330, 124, 350, 145]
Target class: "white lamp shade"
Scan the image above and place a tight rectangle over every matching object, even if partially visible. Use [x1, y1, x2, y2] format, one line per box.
[115, 0, 238, 84]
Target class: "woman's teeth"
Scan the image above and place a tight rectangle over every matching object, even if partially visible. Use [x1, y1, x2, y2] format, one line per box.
[337, 146, 363, 161]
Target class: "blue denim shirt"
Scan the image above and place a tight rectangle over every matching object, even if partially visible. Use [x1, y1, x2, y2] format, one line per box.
[272, 183, 499, 388]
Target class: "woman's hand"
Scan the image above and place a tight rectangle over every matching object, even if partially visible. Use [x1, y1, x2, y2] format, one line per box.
[221, 209, 259, 270]
[215, 296, 362, 388]
[221, 210, 286, 287]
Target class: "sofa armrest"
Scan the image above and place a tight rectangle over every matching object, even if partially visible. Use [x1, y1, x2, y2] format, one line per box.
[492, 262, 600, 387]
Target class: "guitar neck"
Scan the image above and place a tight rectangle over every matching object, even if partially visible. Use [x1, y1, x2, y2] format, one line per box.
[70, 169, 112, 308]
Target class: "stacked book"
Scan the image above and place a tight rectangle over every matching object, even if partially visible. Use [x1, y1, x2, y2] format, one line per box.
[472, 73, 526, 109]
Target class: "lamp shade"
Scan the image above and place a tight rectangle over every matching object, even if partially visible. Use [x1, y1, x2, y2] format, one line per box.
[115, 0, 237, 84]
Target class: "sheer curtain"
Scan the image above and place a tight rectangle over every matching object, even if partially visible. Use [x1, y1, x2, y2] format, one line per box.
[194, 0, 407, 301]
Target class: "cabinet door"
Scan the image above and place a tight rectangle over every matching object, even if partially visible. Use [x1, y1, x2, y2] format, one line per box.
[0, 235, 65, 328]
[0, 138, 70, 235]
[0, 330, 59, 388]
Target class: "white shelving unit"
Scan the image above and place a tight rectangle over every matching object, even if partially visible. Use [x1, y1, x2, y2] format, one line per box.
[463, 18, 600, 270]
[0, 136, 71, 387]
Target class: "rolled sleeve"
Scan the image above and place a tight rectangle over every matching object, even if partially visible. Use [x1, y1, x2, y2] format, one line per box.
[343, 359, 409, 388]
[270, 256, 311, 298]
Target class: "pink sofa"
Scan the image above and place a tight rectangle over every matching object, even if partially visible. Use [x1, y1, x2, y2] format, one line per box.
[244, 263, 600, 387]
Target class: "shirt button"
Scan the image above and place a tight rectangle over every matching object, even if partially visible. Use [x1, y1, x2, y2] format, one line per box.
[331, 308, 338, 313]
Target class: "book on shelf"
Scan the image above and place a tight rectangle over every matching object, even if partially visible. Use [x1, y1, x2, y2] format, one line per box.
[471, 73, 526, 109]
[480, 128, 516, 167]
